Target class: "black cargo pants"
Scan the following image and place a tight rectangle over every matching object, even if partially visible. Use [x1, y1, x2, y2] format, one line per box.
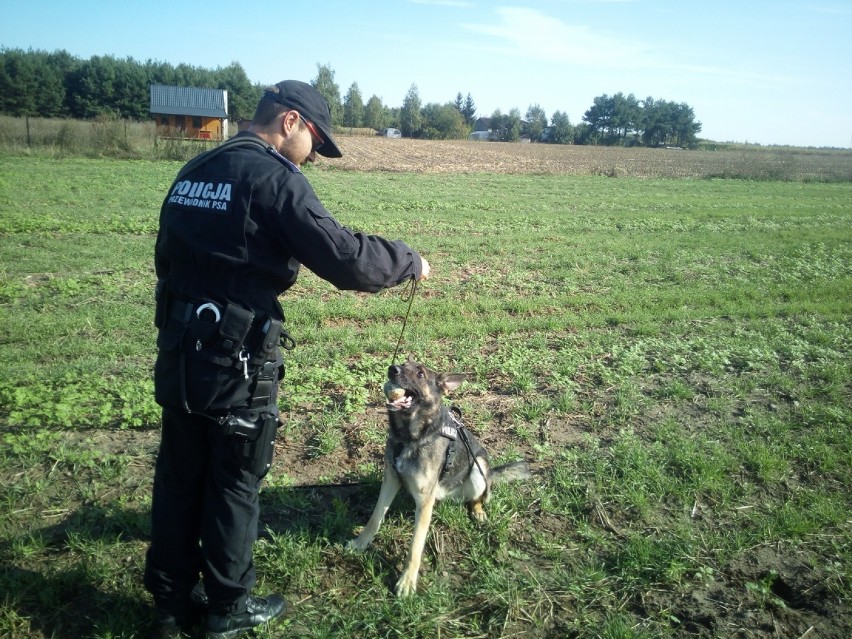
[144, 404, 268, 616]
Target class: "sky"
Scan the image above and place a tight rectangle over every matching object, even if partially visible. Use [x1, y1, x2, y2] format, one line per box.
[2, 0, 851, 148]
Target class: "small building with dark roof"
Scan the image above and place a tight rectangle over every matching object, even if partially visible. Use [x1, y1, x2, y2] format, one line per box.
[150, 84, 228, 140]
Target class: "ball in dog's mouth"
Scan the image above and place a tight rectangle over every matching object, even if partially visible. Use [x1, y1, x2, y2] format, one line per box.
[387, 387, 406, 402]
[384, 383, 414, 410]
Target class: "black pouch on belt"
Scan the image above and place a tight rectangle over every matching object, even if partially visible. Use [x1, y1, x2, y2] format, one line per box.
[250, 317, 282, 365]
[217, 303, 255, 355]
[188, 302, 255, 363]
[181, 302, 256, 412]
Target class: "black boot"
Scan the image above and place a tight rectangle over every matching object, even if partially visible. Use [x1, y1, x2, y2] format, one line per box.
[151, 583, 207, 639]
[150, 611, 189, 639]
[151, 607, 196, 639]
[190, 581, 209, 609]
[205, 594, 288, 639]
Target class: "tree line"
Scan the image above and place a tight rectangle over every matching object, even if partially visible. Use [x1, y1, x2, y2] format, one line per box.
[0, 48, 260, 122]
[314, 65, 702, 147]
[0, 48, 701, 148]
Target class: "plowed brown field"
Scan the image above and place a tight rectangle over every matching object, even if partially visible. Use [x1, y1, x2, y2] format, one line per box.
[314, 136, 850, 181]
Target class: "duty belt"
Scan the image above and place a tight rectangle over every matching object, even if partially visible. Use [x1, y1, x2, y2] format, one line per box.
[164, 296, 294, 416]
[168, 298, 294, 353]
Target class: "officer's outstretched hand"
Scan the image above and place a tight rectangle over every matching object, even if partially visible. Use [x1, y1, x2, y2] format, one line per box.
[418, 256, 431, 281]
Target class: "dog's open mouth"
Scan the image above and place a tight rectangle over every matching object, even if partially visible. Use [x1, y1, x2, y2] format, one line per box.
[385, 384, 416, 411]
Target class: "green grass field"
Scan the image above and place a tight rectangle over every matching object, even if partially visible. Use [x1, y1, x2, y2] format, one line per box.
[0, 154, 850, 637]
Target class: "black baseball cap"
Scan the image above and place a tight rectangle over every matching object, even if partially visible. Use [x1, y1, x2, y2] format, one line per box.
[264, 80, 342, 158]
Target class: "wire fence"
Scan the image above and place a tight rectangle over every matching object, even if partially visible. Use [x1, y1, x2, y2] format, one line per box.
[0, 116, 220, 160]
[0, 116, 388, 160]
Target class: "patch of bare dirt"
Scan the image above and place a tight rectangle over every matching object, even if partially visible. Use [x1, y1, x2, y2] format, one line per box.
[315, 137, 701, 176]
[639, 544, 851, 638]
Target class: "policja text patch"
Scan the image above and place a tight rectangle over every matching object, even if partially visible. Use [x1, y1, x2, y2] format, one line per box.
[168, 179, 234, 212]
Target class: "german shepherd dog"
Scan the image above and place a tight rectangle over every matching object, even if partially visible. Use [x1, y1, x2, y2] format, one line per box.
[347, 358, 531, 596]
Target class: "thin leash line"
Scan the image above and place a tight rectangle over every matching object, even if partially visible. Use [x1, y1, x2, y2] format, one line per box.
[388, 282, 488, 484]
[390, 276, 417, 365]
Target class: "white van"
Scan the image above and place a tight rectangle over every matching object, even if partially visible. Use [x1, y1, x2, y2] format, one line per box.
[377, 128, 402, 138]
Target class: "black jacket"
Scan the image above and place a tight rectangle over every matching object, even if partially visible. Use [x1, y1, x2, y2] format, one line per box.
[155, 132, 422, 319]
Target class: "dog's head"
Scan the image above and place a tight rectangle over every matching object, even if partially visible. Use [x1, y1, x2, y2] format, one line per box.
[384, 358, 465, 416]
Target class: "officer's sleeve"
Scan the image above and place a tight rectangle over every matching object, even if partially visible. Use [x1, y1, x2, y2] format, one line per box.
[274, 176, 422, 292]
[154, 204, 171, 279]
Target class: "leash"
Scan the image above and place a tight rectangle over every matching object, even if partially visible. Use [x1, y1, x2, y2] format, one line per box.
[389, 276, 418, 365]
[385, 282, 491, 486]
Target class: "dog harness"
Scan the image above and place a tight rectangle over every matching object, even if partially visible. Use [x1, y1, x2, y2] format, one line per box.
[439, 407, 462, 472]
[440, 407, 487, 482]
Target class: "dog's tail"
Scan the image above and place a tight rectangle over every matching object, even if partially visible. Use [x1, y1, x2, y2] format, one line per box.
[491, 460, 532, 484]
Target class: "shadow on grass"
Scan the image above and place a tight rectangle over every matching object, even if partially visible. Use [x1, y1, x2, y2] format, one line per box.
[2, 483, 396, 637]
[259, 478, 393, 544]
[2, 481, 410, 637]
[1, 503, 153, 638]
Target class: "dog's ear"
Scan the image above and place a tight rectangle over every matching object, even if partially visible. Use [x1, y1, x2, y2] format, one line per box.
[438, 373, 466, 394]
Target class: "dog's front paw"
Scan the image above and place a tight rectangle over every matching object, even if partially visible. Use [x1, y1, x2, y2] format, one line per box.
[395, 571, 418, 597]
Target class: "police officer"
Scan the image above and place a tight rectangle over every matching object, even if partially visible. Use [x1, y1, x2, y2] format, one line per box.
[145, 80, 430, 639]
